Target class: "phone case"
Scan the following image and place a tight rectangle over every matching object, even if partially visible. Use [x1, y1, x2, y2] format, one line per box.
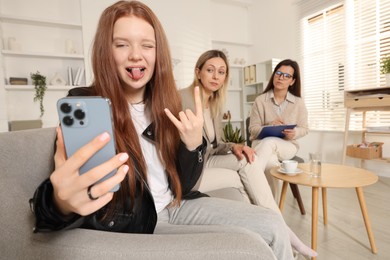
[57, 96, 120, 192]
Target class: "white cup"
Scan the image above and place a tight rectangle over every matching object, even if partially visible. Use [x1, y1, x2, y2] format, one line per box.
[281, 160, 298, 174]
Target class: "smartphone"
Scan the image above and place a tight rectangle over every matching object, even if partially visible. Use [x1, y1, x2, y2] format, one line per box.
[57, 96, 120, 192]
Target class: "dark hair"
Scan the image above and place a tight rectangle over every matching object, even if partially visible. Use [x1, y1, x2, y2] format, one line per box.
[263, 59, 302, 97]
[91, 0, 182, 212]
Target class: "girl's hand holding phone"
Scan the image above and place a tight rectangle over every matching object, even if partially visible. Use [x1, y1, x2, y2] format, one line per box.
[50, 127, 129, 216]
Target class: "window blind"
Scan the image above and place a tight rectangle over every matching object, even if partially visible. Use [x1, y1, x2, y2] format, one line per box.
[301, 3, 346, 130]
[299, 0, 390, 131]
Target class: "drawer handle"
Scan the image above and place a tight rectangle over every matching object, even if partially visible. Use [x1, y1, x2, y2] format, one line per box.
[354, 98, 359, 101]
[378, 97, 383, 100]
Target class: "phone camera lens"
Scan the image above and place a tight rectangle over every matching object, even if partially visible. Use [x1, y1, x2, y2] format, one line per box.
[74, 109, 85, 120]
[62, 116, 74, 126]
[60, 103, 72, 114]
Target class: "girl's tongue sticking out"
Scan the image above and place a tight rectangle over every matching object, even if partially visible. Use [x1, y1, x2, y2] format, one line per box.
[127, 67, 145, 80]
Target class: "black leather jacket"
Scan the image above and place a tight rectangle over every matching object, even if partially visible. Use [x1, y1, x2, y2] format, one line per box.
[30, 87, 207, 234]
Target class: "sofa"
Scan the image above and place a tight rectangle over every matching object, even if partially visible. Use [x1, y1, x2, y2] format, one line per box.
[0, 127, 276, 259]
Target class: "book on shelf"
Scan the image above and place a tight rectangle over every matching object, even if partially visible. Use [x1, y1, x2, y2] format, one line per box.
[67, 67, 73, 86]
[76, 67, 84, 86]
[9, 77, 28, 85]
[73, 67, 84, 86]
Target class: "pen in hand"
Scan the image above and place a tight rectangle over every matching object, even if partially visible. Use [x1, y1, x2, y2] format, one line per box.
[271, 118, 284, 126]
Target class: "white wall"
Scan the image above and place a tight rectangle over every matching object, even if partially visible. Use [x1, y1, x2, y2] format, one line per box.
[80, 0, 213, 89]
[249, 0, 299, 63]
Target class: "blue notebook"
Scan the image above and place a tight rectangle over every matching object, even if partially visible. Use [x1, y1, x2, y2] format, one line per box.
[257, 124, 297, 140]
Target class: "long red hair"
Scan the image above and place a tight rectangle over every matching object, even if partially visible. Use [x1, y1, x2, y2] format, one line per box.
[91, 0, 182, 210]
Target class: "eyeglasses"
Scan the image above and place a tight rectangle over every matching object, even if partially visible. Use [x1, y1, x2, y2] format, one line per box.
[274, 71, 293, 80]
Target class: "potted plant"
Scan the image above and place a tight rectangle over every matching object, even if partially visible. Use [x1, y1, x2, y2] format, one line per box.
[222, 111, 245, 144]
[30, 71, 47, 117]
[380, 56, 390, 86]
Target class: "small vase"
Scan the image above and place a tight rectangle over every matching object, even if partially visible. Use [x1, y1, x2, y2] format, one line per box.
[50, 73, 66, 86]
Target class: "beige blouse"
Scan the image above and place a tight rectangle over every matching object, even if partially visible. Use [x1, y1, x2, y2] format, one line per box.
[248, 90, 309, 148]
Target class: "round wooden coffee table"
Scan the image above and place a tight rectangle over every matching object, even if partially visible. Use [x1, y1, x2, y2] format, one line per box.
[271, 163, 378, 260]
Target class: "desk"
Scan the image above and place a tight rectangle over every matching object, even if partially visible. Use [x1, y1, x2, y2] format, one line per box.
[271, 163, 378, 260]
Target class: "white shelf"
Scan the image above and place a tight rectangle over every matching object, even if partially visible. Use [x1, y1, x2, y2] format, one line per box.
[1, 50, 84, 59]
[5, 85, 75, 91]
[245, 81, 267, 87]
[0, 14, 82, 29]
[228, 88, 242, 92]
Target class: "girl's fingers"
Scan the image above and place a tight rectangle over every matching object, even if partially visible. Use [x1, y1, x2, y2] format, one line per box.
[83, 163, 129, 200]
[165, 86, 203, 134]
[67, 190, 115, 217]
[77, 163, 129, 216]
[79, 152, 129, 188]
[66, 132, 112, 172]
[51, 153, 129, 216]
[193, 86, 203, 118]
[164, 108, 182, 130]
[165, 108, 200, 134]
[54, 126, 67, 167]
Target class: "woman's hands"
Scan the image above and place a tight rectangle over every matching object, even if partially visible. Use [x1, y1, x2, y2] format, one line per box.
[164, 86, 204, 151]
[50, 127, 129, 216]
[269, 118, 296, 140]
[231, 144, 256, 163]
[282, 128, 296, 140]
[270, 118, 284, 126]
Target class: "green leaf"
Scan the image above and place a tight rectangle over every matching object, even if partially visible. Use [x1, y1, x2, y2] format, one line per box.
[30, 71, 47, 117]
[222, 118, 246, 144]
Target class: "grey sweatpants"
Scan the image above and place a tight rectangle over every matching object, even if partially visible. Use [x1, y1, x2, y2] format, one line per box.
[156, 197, 294, 260]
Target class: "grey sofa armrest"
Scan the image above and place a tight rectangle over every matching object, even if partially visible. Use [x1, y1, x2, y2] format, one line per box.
[0, 127, 275, 259]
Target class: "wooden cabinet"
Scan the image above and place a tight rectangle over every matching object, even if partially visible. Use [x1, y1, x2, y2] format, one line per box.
[342, 87, 390, 164]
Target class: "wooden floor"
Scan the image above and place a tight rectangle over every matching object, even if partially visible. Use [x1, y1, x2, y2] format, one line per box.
[282, 176, 390, 260]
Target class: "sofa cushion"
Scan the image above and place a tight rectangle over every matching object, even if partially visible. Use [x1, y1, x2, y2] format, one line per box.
[0, 127, 56, 257]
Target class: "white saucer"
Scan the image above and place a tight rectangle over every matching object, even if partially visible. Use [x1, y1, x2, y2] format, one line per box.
[277, 167, 303, 176]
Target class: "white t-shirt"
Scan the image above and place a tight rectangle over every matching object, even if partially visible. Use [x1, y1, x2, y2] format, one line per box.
[129, 103, 173, 213]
